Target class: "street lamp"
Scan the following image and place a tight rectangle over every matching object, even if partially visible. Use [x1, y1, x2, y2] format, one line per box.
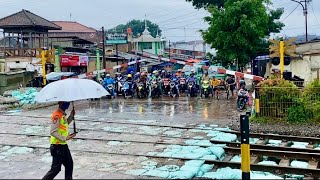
[290, 0, 311, 42]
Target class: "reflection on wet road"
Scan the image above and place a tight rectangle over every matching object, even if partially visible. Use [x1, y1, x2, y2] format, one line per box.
[78, 96, 239, 126]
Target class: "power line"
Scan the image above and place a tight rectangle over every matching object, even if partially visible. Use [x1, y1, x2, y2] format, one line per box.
[281, 4, 299, 22]
[310, 2, 320, 25]
[160, 15, 205, 26]
[157, 11, 200, 24]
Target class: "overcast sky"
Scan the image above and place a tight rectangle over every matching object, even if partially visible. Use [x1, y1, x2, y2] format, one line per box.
[0, 0, 319, 42]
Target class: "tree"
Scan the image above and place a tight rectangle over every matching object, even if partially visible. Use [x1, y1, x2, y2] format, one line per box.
[186, 0, 224, 9]
[110, 19, 162, 38]
[187, 0, 285, 68]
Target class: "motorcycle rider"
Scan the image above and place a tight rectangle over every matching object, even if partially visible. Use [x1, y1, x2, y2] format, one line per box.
[137, 72, 148, 96]
[187, 70, 197, 93]
[160, 70, 166, 79]
[150, 70, 162, 97]
[239, 77, 246, 90]
[237, 85, 249, 111]
[170, 73, 180, 96]
[225, 75, 236, 97]
[103, 74, 115, 98]
[181, 70, 187, 78]
[176, 69, 182, 78]
[211, 76, 221, 99]
[114, 72, 123, 95]
[201, 71, 211, 95]
[125, 74, 133, 96]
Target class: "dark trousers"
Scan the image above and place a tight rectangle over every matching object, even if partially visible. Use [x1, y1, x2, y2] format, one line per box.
[43, 144, 73, 180]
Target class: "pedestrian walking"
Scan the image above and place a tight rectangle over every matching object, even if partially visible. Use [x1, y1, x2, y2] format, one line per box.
[43, 101, 76, 180]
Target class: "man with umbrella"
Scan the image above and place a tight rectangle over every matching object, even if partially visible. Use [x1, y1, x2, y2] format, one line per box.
[35, 78, 109, 179]
[43, 101, 76, 180]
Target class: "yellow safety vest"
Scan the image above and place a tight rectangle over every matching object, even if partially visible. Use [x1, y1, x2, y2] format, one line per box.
[50, 111, 68, 145]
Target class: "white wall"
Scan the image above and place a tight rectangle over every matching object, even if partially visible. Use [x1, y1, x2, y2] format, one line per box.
[266, 56, 320, 84]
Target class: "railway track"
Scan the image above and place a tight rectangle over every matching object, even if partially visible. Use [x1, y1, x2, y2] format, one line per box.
[2, 114, 320, 151]
[2, 114, 320, 177]
[1, 130, 320, 178]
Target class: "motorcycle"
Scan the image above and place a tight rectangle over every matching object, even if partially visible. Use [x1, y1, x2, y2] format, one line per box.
[187, 81, 197, 97]
[201, 80, 210, 98]
[179, 77, 187, 93]
[162, 78, 171, 95]
[237, 89, 248, 111]
[137, 82, 146, 99]
[106, 84, 114, 99]
[151, 80, 161, 98]
[116, 79, 125, 96]
[123, 81, 133, 99]
[169, 78, 179, 97]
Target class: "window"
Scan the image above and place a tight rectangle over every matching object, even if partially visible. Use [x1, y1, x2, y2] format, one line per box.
[143, 42, 152, 50]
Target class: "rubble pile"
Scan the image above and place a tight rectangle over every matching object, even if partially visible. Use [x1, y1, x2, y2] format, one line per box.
[0, 88, 54, 110]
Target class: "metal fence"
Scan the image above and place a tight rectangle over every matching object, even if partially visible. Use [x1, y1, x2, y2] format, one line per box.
[255, 87, 320, 119]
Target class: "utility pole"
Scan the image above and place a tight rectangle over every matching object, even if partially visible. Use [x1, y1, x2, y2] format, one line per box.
[290, 0, 310, 42]
[116, 44, 119, 72]
[168, 40, 171, 59]
[102, 27, 106, 70]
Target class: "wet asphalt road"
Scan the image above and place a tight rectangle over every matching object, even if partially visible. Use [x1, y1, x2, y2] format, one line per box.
[0, 94, 241, 179]
[18, 94, 240, 126]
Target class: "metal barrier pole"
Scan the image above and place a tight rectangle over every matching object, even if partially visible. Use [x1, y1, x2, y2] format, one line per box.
[96, 49, 101, 80]
[254, 89, 260, 117]
[240, 114, 250, 180]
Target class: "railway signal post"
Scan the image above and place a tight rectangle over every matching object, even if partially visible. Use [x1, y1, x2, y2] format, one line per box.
[269, 38, 297, 79]
[240, 114, 250, 179]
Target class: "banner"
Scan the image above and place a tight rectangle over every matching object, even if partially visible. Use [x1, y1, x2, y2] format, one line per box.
[79, 56, 89, 66]
[61, 55, 79, 67]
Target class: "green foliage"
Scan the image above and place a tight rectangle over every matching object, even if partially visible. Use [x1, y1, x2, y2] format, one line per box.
[202, 0, 270, 67]
[187, 0, 284, 66]
[185, 0, 224, 9]
[255, 79, 320, 124]
[110, 19, 161, 38]
[302, 80, 320, 122]
[287, 105, 312, 124]
[257, 78, 301, 119]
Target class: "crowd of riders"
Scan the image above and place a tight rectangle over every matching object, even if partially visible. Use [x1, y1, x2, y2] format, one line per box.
[98, 69, 250, 109]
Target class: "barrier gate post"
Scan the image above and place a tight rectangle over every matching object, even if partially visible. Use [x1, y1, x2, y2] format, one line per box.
[240, 114, 250, 180]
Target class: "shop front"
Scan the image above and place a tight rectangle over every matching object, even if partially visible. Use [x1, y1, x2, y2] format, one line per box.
[60, 55, 89, 75]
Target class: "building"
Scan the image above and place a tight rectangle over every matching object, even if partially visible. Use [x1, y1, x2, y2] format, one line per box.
[48, 21, 97, 48]
[264, 39, 320, 85]
[132, 20, 166, 56]
[0, 9, 62, 92]
[169, 40, 216, 60]
[0, 9, 61, 72]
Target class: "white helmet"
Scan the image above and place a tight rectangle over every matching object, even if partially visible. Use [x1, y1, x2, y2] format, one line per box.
[106, 74, 110, 77]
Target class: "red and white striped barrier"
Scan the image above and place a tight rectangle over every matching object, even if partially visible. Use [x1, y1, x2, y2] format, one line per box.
[217, 68, 264, 81]
[75, 52, 264, 81]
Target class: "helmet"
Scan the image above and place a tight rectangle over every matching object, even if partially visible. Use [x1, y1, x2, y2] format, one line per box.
[162, 70, 166, 73]
[106, 74, 110, 77]
[153, 70, 158, 74]
[136, 72, 140, 75]
[127, 74, 132, 78]
[177, 69, 182, 72]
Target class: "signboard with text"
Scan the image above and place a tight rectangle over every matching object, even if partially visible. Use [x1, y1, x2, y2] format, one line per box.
[61, 55, 88, 67]
[106, 33, 128, 45]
